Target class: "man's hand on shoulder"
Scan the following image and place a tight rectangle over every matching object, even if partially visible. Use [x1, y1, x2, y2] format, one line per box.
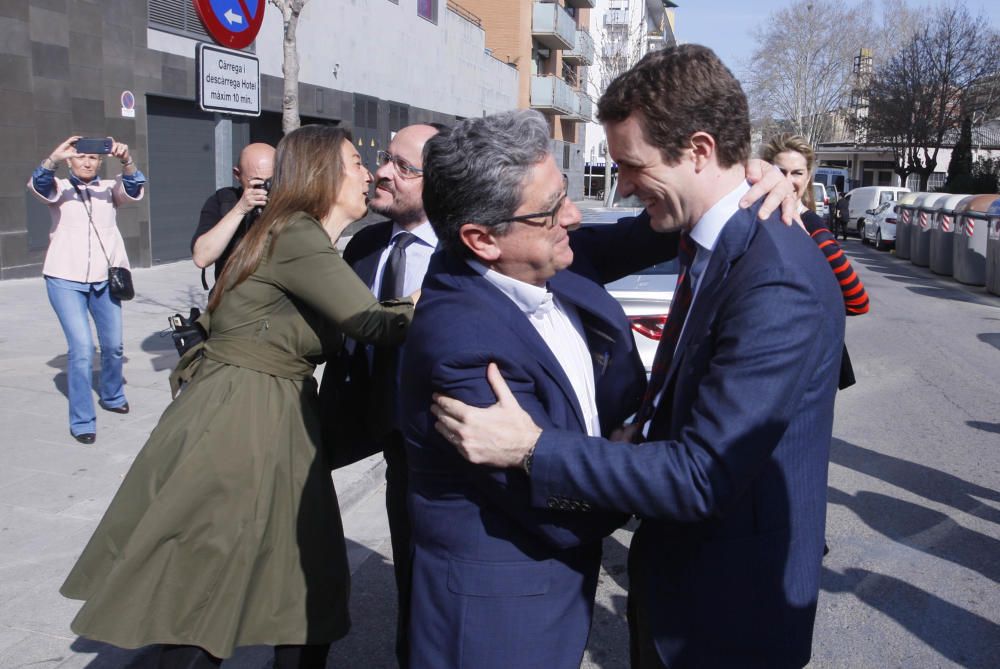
[743, 159, 803, 228]
[432, 362, 541, 469]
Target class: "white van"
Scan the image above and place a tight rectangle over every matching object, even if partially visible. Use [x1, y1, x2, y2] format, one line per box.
[846, 186, 911, 235]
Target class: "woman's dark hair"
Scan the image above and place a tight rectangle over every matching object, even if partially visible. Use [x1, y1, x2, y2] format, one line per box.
[209, 125, 352, 311]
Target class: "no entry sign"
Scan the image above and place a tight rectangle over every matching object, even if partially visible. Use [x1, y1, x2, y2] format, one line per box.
[193, 0, 265, 50]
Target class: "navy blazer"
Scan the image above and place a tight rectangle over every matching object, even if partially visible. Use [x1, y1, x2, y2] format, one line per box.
[401, 213, 676, 669]
[530, 202, 846, 668]
[319, 220, 397, 467]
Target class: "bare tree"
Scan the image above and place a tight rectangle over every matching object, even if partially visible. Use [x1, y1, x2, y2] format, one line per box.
[859, 4, 1000, 190]
[745, 0, 875, 146]
[268, 0, 309, 134]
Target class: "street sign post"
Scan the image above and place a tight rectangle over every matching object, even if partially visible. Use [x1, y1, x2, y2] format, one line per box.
[193, 0, 265, 50]
[196, 43, 261, 117]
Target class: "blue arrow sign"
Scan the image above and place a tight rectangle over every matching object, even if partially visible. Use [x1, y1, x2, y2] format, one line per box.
[208, 0, 261, 34]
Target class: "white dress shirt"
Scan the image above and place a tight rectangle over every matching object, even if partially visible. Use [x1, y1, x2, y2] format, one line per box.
[468, 260, 601, 437]
[371, 220, 438, 297]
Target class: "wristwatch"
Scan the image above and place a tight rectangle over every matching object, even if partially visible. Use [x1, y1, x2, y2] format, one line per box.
[521, 446, 535, 476]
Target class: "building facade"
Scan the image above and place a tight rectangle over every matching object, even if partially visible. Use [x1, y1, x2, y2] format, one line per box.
[583, 0, 677, 198]
[0, 0, 517, 279]
[460, 0, 596, 199]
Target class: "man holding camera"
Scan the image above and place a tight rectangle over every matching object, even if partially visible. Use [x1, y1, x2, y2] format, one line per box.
[191, 142, 275, 284]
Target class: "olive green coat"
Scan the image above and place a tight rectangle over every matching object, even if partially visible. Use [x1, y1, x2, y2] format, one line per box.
[60, 213, 413, 658]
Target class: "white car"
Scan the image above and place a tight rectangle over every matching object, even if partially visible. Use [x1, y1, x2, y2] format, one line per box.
[812, 182, 830, 224]
[861, 200, 898, 250]
[582, 179, 677, 373]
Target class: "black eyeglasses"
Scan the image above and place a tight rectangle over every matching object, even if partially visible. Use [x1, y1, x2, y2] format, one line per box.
[493, 193, 568, 229]
[377, 150, 423, 179]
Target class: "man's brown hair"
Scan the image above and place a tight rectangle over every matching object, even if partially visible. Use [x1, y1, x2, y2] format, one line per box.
[597, 44, 750, 168]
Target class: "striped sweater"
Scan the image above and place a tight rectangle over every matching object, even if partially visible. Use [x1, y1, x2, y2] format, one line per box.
[802, 210, 870, 315]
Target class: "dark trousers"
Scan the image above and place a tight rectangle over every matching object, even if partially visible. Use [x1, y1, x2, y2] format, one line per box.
[158, 644, 330, 669]
[384, 432, 412, 669]
[627, 531, 668, 669]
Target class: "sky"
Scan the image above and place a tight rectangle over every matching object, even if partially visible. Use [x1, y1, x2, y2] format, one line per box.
[673, 0, 1000, 80]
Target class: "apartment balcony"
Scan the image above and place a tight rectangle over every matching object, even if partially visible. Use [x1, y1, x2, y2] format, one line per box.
[562, 92, 593, 123]
[532, 1, 575, 51]
[604, 9, 629, 26]
[563, 0, 596, 8]
[563, 30, 594, 66]
[577, 93, 593, 122]
[530, 75, 577, 115]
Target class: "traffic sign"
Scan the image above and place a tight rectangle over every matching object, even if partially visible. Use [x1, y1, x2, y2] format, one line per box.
[196, 43, 261, 116]
[193, 0, 265, 50]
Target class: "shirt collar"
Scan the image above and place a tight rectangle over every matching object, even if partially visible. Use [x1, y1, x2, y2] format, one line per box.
[69, 172, 100, 188]
[689, 180, 751, 254]
[391, 219, 438, 247]
[466, 259, 552, 317]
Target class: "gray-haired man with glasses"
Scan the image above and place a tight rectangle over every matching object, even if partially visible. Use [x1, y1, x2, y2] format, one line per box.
[397, 107, 798, 668]
[319, 122, 441, 669]
[397, 109, 678, 668]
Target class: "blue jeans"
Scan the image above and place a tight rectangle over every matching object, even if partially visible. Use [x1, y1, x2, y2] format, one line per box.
[45, 277, 127, 435]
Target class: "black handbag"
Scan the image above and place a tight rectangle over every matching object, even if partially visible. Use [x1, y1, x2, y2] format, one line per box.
[168, 307, 207, 356]
[107, 266, 135, 301]
[75, 181, 135, 301]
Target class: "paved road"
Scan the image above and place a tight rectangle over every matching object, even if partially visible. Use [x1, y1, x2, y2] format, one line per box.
[1, 233, 998, 668]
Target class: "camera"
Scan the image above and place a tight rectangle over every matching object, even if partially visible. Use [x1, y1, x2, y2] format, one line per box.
[250, 178, 272, 193]
[247, 178, 272, 223]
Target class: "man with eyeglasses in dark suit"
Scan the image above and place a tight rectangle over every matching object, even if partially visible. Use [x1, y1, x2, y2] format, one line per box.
[319, 122, 441, 669]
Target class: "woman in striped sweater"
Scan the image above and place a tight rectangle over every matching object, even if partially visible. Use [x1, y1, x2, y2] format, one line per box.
[762, 133, 869, 389]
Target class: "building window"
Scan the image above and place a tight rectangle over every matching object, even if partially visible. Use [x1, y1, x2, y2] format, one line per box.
[418, 0, 438, 23]
[927, 172, 946, 190]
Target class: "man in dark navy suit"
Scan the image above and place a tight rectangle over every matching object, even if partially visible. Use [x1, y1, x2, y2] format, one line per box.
[319, 123, 440, 669]
[401, 107, 799, 668]
[400, 109, 670, 669]
[433, 45, 845, 669]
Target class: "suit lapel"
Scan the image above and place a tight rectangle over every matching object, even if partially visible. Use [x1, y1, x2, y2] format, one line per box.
[436, 255, 591, 433]
[352, 221, 394, 289]
[549, 268, 629, 382]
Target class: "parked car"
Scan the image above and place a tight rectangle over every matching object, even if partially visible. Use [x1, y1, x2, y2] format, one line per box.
[582, 177, 676, 373]
[814, 166, 850, 195]
[812, 182, 830, 223]
[846, 186, 910, 236]
[605, 261, 678, 373]
[861, 200, 898, 250]
[826, 184, 840, 210]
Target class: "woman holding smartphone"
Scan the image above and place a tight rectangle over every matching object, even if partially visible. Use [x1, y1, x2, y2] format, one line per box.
[28, 135, 145, 444]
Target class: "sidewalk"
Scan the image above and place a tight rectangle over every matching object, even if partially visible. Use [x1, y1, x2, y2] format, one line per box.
[0, 260, 390, 668]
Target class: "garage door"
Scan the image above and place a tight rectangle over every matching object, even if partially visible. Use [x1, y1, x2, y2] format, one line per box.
[147, 96, 252, 264]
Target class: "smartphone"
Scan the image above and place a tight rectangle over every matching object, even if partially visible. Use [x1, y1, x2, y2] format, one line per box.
[74, 137, 113, 155]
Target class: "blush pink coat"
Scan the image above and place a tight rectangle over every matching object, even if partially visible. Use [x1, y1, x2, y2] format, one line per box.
[28, 175, 142, 283]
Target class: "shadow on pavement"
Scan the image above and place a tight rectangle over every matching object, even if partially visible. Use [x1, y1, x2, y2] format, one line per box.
[830, 439, 1000, 525]
[47, 354, 132, 402]
[586, 530, 632, 669]
[139, 328, 182, 373]
[828, 487, 1000, 584]
[977, 333, 1000, 352]
[967, 419, 1000, 434]
[71, 638, 158, 668]
[822, 567, 1000, 669]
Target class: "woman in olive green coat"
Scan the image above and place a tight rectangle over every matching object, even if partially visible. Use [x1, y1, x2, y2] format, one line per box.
[60, 126, 414, 668]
